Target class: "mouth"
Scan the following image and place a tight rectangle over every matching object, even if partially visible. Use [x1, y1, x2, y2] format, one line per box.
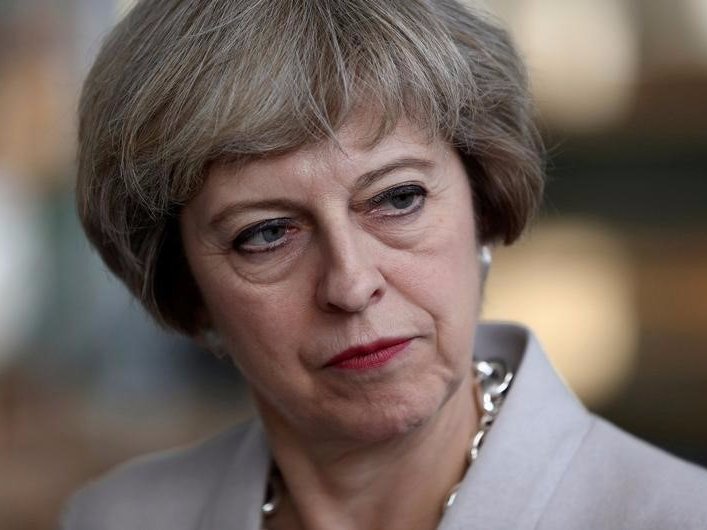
[324, 337, 414, 371]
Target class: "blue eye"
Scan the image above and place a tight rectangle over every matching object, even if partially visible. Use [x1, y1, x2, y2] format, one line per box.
[370, 184, 427, 213]
[233, 219, 293, 253]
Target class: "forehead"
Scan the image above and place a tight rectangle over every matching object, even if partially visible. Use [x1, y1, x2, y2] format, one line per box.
[206, 117, 442, 194]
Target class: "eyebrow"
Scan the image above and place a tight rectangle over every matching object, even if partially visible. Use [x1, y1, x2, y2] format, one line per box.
[207, 156, 435, 231]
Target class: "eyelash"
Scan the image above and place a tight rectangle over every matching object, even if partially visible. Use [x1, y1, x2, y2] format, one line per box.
[368, 184, 427, 214]
[232, 184, 427, 254]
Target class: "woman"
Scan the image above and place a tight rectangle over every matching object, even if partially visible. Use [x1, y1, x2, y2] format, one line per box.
[63, 1, 707, 529]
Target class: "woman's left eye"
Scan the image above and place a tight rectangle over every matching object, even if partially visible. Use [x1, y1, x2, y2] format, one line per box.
[369, 184, 427, 215]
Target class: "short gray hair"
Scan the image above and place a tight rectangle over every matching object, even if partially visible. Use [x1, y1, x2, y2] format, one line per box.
[77, 0, 545, 335]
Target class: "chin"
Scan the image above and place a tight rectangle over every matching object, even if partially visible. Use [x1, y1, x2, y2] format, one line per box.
[316, 378, 462, 444]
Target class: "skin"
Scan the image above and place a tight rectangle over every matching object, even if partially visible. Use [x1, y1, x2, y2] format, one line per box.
[181, 116, 483, 530]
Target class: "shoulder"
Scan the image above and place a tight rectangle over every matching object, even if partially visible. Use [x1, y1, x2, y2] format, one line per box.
[540, 415, 707, 529]
[60, 420, 261, 530]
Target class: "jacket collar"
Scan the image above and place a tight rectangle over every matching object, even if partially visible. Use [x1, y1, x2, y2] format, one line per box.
[438, 322, 593, 530]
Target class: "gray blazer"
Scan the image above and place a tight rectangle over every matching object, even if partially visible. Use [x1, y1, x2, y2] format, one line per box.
[61, 323, 707, 529]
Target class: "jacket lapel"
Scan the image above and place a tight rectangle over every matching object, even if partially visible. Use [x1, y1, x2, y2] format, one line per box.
[198, 418, 270, 530]
[438, 323, 593, 530]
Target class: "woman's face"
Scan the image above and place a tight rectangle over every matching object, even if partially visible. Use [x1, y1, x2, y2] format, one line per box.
[180, 117, 482, 443]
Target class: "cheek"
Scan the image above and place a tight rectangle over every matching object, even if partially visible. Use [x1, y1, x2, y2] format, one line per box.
[387, 204, 479, 347]
[407, 246, 479, 329]
[198, 265, 313, 369]
[405, 205, 479, 294]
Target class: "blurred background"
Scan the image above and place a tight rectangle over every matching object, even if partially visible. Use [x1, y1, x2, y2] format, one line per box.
[1, 0, 706, 528]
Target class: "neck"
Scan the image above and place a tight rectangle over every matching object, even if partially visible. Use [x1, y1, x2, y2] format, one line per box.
[258, 373, 478, 530]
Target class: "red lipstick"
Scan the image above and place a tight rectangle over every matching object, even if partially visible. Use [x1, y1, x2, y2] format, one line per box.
[324, 338, 412, 370]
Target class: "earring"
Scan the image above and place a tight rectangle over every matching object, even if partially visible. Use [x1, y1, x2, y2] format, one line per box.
[479, 245, 492, 285]
[203, 329, 228, 358]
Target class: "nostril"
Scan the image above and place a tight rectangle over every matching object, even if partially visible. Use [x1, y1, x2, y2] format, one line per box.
[318, 268, 386, 313]
[315, 230, 387, 313]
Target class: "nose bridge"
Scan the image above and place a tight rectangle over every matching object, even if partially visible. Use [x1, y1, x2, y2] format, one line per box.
[316, 217, 385, 313]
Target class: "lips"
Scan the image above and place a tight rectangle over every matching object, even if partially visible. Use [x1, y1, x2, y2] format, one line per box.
[324, 337, 413, 370]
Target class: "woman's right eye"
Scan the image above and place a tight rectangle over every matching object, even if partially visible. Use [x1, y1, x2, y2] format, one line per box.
[233, 219, 295, 254]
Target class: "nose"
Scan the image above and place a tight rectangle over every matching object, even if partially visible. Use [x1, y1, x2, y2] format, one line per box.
[315, 225, 386, 313]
